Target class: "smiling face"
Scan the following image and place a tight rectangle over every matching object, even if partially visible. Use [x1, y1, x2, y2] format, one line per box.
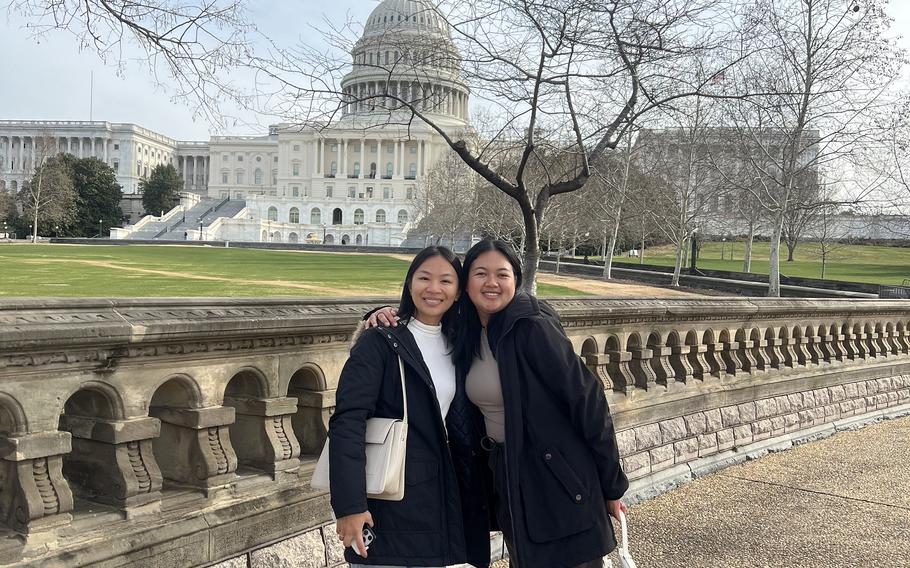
[409, 255, 460, 326]
[466, 250, 517, 326]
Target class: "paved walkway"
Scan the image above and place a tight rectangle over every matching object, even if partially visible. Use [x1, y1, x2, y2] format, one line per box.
[495, 415, 910, 568]
[615, 415, 910, 567]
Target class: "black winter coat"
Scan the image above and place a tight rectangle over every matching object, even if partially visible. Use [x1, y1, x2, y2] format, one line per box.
[483, 293, 629, 568]
[328, 322, 490, 567]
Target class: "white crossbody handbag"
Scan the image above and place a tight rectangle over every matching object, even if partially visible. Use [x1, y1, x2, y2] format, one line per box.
[311, 356, 408, 501]
[603, 512, 637, 568]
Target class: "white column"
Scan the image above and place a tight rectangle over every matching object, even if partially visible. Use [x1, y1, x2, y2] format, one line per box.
[191, 156, 197, 190]
[181, 156, 188, 189]
[340, 138, 347, 177]
[393, 140, 399, 178]
[102, 138, 108, 163]
[1, 137, 6, 173]
[359, 138, 365, 179]
[417, 139, 423, 177]
[78, 137, 83, 158]
[317, 139, 323, 175]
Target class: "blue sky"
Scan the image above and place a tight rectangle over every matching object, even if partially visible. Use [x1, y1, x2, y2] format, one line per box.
[1, 1, 908, 141]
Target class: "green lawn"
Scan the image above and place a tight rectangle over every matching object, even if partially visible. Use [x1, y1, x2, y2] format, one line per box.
[609, 241, 910, 286]
[0, 244, 588, 298]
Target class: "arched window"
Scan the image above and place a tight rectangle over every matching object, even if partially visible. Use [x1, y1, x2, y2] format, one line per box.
[397, 210, 409, 224]
[333, 208, 343, 225]
[376, 209, 386, 223]
[272, 231, 282, 242]
[353, 162, 360, 177]
[324, 234, 335, 244]
[356, 234, 363, 245]
[386, 162, 393, 177]
[310, 208, 322, 224]
[408, 163, 417, 178]
[261, 230, 268, 241]
[354, 209, 364, 225]
[341, 234, 350, 245]
[254, 168, 263, 185]
[369, 162, 377, 178]
[288, 232, 299, 243]
[267, 206, 278, 221]
[289, 207, 300, 223]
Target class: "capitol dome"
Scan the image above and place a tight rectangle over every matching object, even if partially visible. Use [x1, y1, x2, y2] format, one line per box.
[340, 0, 469, 124]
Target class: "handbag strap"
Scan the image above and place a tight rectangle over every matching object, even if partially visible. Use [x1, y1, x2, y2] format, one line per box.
[398, 356, 408, 425]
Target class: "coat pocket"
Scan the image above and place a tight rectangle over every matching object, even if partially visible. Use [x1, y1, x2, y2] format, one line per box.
[371, 461, 442, 532]
[519, 447, 595, 543]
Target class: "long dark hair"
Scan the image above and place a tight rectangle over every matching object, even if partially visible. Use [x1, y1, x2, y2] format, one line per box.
[455, 239, 523, 371]
[397, 246, 462, 347]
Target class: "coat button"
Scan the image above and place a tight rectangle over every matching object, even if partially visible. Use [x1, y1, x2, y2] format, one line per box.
[543, 452, 552, 461]
[393, 342, 398, 347]
[575, 494, 583, 502]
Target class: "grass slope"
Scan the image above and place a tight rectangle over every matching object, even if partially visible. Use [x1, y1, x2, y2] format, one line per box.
[0, 244, 588, 298]
[613, 241, 910, 286]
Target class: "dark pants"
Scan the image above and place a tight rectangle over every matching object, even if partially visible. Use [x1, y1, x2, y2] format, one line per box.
[485, 438, 603, 568]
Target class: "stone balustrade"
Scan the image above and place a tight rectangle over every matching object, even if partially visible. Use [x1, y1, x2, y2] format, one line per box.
[1, 297, 909, 567]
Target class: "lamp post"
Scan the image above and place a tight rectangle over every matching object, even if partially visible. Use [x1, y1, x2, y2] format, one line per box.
[322, 223, 327, 244]
[98, 219, 103, 239]
[198, 217, 204, 241]
[721, 237, 727, 261]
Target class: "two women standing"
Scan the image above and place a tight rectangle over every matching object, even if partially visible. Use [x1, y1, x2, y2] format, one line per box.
[328, 241, 628, 568]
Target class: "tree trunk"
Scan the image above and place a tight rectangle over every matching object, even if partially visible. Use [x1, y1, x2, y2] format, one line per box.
[821, 248, 827, 279]
[786, 240, 796, 262]
[603, 209, 622, 279]
[602, 230, 612, 279]
[768, 214, 785, 297]
[571, 230, 577, 258]
[743, 228, 754, 273]
[555, 232, 562, 275]
[639, 226, 645, 265]
[521, 211, 541, 295]
[671, 237, 686, 287]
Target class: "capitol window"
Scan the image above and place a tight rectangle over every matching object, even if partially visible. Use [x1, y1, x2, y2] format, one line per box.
[386, 162, 393, 177]
[353, 162, 360, 177]
[292, 186, 299, 197]
[407, 186, 414, 199]
[294, 144, 300, 151]
[238, 155, 243, 162]
[267, 206, 278, 221]
[354, 209, 364, 225]
[349, 187, 356, 198]
[114, 143, 119, 150]
[289, 207, 300, 223]
[383, 187, 391, 199]
[274, 156, 279, 162]
[223, 154, 228, 161]
[236, 172, 244, 184]
[221, 172, 228, 184]
[371, 144, 377, 153]
[325, 185, 333, 198]
[330, 162, 337, 177]
[293, 162, 300, 176]
[310, 208, 321, 224]
[398, 210, 409, 224]
[254, 169, 263, 185]
[376, 209, 386, 223]
[409, 147, 417, 154]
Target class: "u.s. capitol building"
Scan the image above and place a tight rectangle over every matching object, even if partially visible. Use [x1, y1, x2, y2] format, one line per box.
[0, 0, 470, 246]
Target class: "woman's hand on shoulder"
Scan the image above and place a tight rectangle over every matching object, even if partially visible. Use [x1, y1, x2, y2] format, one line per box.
[365, 306, 399, 328]
[336, 511, 374, 557]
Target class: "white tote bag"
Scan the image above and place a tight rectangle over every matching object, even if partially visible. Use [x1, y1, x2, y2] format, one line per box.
[310, 357, 408, 501]
[603, 512, 637, 568]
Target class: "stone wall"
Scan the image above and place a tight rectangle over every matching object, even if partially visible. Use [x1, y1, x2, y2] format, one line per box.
[2, 297, 910, 567]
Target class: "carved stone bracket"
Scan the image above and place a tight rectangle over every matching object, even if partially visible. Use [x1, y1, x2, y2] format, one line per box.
[226, 397, 301, 476]
[290, 389, 336, 456]
[0, 431, 74, 534]
[650, 346, 677, 388]
[606, 351, 635, 395]
[58, 416, 163, 514]
[629, 348, 658, 391]
[148, 406, 238, 491]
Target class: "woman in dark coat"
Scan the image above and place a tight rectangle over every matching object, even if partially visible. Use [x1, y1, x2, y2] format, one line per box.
[329, 246, 489, 567]
[369, 240, 629, 568]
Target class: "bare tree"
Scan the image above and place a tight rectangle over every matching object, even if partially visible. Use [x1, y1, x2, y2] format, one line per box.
[243, 0, 742, 292]
[19, 142, 76, 241]
[414, 144, 480, 248]
[726, 0, 904, 296]
[9, 0, 254, 125]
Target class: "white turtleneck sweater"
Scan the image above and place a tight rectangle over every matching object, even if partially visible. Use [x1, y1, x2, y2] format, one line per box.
[408, 318, 457, 419]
